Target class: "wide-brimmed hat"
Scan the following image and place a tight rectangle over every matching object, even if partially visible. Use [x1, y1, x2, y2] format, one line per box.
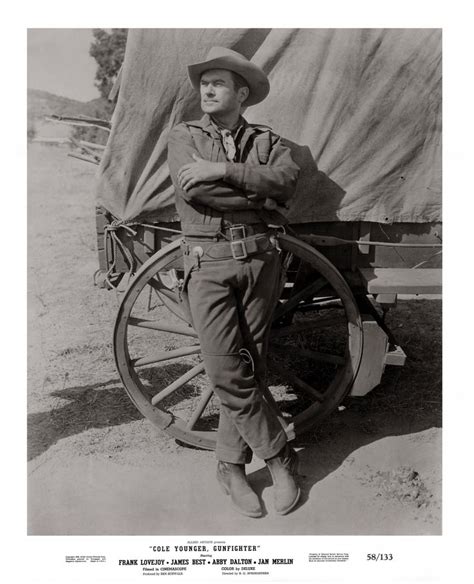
[187, 46, 270, 106]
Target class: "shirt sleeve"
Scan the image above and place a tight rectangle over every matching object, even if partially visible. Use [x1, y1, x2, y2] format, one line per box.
[167, 124, 264, 212]
[223, 133, 300, 203]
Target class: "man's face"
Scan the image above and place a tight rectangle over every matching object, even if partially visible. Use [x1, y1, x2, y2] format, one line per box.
[199, 69, 248, 117]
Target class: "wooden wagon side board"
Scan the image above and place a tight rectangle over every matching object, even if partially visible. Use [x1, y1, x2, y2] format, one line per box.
[358, 268, 442, 295]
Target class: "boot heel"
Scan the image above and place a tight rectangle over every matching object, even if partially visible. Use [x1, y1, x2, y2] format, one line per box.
[216, 462, 263, 517]
[265, 445, 301, 515]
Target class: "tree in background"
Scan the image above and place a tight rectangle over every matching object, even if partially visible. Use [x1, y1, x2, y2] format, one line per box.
[73, 29, 127, 145]
[90, 29, 128, 100]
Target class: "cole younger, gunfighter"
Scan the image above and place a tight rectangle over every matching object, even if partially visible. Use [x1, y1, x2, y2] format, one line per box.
[167, 47, 301, 517]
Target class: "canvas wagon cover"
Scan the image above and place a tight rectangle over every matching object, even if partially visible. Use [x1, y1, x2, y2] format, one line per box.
[96, 28, 441, 224]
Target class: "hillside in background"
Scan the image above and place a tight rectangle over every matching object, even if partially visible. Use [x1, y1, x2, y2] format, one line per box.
[28, 89, 111, 143]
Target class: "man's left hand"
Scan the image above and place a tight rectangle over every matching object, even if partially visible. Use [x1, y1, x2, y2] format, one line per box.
[177, 154, 226, 192]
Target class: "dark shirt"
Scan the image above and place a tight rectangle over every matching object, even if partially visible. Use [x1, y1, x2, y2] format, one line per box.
[167, 114, 300, 237]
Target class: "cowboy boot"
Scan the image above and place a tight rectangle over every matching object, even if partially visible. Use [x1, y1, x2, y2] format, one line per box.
[265, 444, 300, 515]
[216, 461, 263, 518]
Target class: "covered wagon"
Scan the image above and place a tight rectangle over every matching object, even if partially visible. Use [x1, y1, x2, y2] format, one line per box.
[92, 28, 441, 449]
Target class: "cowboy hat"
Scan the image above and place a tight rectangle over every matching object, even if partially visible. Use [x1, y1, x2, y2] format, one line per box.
[187, 46, 270, 106]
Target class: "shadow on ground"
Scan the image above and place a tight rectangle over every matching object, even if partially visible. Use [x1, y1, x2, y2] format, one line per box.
[28, 378, 141, 461]
[28, 361, 206, 461]
[29, 298, 441, 501]
[248, 299, 442, 504]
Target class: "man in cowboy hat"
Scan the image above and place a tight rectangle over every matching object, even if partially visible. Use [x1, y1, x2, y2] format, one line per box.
[167, 47, 301, 518]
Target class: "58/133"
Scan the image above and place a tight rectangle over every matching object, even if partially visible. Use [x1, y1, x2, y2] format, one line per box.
[367, 554, 393, 561]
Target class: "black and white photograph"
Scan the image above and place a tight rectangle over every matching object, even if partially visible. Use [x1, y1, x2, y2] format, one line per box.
[17, 5, 469, 580]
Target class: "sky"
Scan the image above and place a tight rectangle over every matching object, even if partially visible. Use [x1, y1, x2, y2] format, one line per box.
[27, 28, 100, 102]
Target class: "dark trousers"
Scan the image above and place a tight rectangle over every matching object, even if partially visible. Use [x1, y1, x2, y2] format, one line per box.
[184, 244, 287, 464]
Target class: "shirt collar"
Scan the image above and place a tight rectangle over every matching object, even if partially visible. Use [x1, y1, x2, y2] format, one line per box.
[210, 115, 245, 133]
[190, 114, 253, 144]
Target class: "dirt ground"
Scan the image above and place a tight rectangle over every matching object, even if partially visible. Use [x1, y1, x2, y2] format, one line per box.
[27, 143, 442, 535]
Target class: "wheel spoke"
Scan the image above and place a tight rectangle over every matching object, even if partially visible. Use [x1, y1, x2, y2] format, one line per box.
[150, 286, 165, 307]
[274, 276, 327, 320]
[151, 362, 205, 405]
[269, 358, 325, 402]
[128, 317, 198, 337]
[146, 277, 188, 322]
[272, 315, 347, 338]
[296, 347, 345, 366]
[185, 387, 214, 430]
[132, 345, 201, 367]
[270, 343, 345, 366]
[148, 278, 179, 303]
[146, 285, 155, 311]
[298, 298, 343, 312]
[260, 383, 296, 440]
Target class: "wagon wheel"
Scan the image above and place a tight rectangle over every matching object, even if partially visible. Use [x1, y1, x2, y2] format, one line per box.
[114, 233, 363, 450]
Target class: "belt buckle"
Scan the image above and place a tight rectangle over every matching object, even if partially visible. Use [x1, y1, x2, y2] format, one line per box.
[229, 224, 246, 241]
[231, 240, 248, 260]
